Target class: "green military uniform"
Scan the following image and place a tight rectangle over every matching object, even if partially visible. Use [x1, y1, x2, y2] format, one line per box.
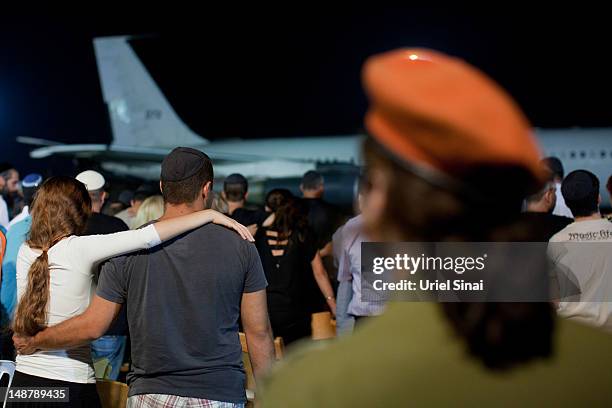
[261, 302, 612, 407]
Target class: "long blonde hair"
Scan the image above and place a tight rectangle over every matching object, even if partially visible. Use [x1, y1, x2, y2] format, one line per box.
[132, 195, 164, 229]
[13, 177, 91, 336]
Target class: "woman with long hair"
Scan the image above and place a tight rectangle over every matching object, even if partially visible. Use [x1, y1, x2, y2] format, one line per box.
[255, 189, 335, 345]
[11, 176, 252, 407]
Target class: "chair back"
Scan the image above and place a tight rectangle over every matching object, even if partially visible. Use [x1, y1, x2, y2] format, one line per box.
[311, 311, 336, 340]
[239, 332, 285, 405]
[239, 332, 284, 360]
[96, 379, 128, 408]
[0, 360, 15, 408]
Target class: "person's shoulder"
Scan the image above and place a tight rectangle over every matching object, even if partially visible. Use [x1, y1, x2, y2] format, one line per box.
[549, 220, 577, 242]
[196, 223, 252, 245]
[344, 214, 363, 229]
[262, 303, 443, 407]
[550, 214, 574, 228]
[101, 252, 130, 271]
[96, 213, 129, 231]
[6, 216, 31, 237]
[16, 241, 38, 266]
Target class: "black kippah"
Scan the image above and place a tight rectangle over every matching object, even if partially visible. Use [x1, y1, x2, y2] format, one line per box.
[161, 147, 207, 182]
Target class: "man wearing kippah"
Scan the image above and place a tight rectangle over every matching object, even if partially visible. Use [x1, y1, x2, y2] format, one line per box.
[549, 170, 612, 333]
[14, 148, 274, 407]
[75, 170, 131, 381]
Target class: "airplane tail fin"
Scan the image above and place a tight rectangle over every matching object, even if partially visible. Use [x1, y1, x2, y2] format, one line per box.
[93, 36, 208, 148]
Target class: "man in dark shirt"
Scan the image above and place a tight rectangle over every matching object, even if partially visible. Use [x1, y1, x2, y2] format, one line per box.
[299, 171, 345, 312]
[223, 173, 268, 234]
[77, 170, 130, 236]
[20, 149, 274, 407]
[522, 172, 573, 241]
[76, 170, 130, 380]
[299, 170, 344, 250]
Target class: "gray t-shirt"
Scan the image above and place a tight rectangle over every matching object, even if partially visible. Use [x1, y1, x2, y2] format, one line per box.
[97, 223, 267, 404]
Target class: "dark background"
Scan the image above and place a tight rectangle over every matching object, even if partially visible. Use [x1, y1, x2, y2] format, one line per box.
[1, 10, 611, 175]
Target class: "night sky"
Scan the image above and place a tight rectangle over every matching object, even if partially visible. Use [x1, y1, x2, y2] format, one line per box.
[1, 10, 611, 175]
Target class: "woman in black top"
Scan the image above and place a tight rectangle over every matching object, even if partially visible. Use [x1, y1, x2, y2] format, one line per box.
[255, 189, 336, 345]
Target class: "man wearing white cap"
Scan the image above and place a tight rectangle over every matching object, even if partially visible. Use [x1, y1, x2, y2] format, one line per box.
[76, 170, 129, 235]
[75, 170, 130, 380]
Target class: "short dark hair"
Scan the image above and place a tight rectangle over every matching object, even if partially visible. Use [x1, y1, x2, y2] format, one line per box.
[525, 168, 554, 204]
[561, 170, 599, 217]
[161, 159, 214, 205]
[223, 174, 248, 202]
[301, 170, 323, 190]
[541, 157, 564, 180]
[224, 184, 247, 202]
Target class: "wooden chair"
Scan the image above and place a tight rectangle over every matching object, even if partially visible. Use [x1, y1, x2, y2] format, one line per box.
[239, 332, 285, 360]
[311, 311, 336, 340]
[96, 379, 129, 408]
[239, 332, 285, 406]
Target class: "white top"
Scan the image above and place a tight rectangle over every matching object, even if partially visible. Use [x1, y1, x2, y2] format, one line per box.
[552, 182, 574, 218]
[0, 196, 8, 231]
[548, 218, 612, 333]
[16, 224, 161, 383]
[8, 206, 29, 231]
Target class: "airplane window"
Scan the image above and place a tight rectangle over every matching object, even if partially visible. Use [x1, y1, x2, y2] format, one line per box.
[601, 150, 606, 158]
[580, 151, 586, 158]
[570, 151, 576, 159]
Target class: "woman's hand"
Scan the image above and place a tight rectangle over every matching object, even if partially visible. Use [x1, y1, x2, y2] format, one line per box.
[13, 333, 37, 355]
[208, 210, 255, 242]
[327, 297, 337, 317]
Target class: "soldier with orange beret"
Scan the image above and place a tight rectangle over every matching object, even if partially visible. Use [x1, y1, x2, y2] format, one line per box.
[261, 49, 612, 407]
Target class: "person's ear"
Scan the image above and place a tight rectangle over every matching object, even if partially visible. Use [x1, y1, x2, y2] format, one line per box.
[202, 181, 212, 198]
[221, 191, 227, 200]
[598, 194, 602, 206]
[244, 192, 249, 201]
[101, 191, 108, 204]
[159, 181, 163, 194]
[299, 184, 304, 193]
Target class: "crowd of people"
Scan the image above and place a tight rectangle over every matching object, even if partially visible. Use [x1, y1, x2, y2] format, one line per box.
[0, 47, 611, 407]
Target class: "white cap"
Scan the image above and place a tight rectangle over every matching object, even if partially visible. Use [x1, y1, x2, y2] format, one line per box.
[76, 170, 105, 191]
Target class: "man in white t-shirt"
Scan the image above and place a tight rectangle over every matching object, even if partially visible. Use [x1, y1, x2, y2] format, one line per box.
[549, 169, 612, 333]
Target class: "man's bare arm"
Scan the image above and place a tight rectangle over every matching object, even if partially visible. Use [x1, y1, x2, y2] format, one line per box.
[241, 289, 274, 385]
[14, 295, 121, 354]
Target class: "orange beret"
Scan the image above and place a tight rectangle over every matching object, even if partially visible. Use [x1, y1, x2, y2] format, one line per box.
[363, 48, 544, 181]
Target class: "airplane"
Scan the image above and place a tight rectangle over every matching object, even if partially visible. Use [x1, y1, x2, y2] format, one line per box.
[536, 128, 612, 208]
[18, 36, 612, 208]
